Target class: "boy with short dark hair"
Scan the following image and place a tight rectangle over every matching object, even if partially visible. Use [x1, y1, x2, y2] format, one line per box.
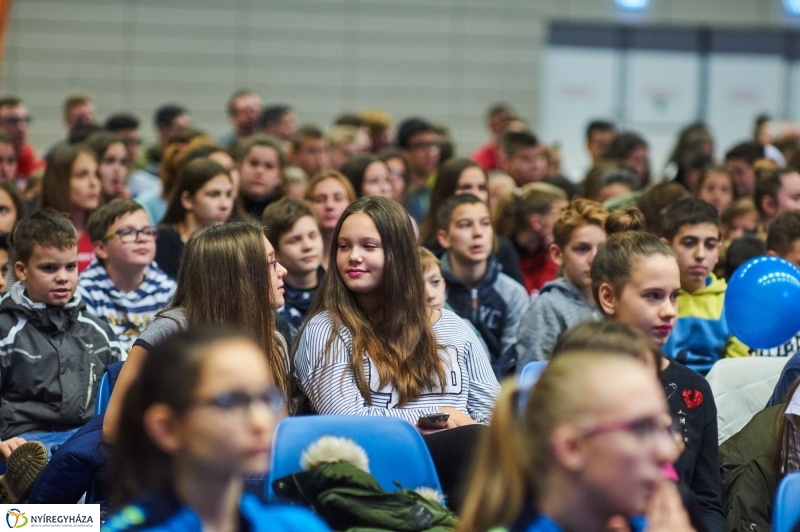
[0, 210, 123, 501]
[436, 194, 529, 376]
[78, 199, 176, 351]
[763, 211, 800, 406]
[661, 198, 749, 374]
[263, 198, 324, 331]
[500, 130, 547, 186]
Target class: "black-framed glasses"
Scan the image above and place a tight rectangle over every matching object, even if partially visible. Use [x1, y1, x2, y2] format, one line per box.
[103, 226, 158, 243]
[0, 116, 31, 126]
[269, 258, 278, 272]
[192, 388, 285, 416]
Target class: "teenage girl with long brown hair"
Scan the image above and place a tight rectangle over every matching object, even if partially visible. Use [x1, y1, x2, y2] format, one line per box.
[103, 222, 288, 443]
[293, 195, 499, 508]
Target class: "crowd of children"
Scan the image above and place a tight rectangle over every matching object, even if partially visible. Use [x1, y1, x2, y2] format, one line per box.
[0, 92, 798, 532]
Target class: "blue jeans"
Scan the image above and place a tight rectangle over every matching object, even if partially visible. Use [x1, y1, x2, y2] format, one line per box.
[15, 429, 78, 458]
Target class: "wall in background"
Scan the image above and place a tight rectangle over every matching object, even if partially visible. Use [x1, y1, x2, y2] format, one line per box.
[0, 0, 792, 158]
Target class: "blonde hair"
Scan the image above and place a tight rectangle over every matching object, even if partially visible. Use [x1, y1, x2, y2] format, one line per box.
[417, 246, 441, 272]
[304, 169, 357, 204]
[458, 351, 646, 532]
[552, 198, 608, 249]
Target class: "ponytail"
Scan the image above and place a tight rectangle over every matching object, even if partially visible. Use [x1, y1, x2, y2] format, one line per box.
[458, 384, 533, 532]
[604, 207, 645, 236]
[591, 213, 674, 310]
[459, 352, 644, 532]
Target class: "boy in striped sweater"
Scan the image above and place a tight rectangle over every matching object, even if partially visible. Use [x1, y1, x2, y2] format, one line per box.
[78, 199, 176, 352]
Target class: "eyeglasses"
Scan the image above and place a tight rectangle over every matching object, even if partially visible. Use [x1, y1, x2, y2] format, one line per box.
[407, 141, 439, 152]
[269, 258, 279, 272]
[103, 226, 158, 243]
[120, 137, 142, 147]
[192, 388, 285, 416]
[583, 415, 681, 446]
[0, 116, 31, 126]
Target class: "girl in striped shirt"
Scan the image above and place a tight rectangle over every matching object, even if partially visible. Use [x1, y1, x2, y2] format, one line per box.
[293, 196, 500, 508]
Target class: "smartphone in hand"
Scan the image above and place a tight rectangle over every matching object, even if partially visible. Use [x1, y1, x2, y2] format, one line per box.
[417, 412, 450, 430]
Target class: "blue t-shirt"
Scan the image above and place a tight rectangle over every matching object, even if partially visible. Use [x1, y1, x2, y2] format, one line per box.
[102, 489, 330, 532]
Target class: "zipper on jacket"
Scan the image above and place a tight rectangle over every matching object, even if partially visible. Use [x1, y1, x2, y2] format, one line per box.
[471, 288, 478, 323]
[85, 362, 96, 410]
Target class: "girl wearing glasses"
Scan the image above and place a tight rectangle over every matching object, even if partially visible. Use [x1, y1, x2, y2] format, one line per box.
[155, 158, 234, 279]
[459, 351, 689, 532]
[40, 144, 101, 272]
[590, 208, 724, 532]
[107, 329, 329, 532]
[103, 222, 287, 444]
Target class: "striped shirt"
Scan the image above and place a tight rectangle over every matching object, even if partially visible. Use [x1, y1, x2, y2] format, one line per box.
[294, 308, 500, 425]
[78, 261, 177, 352]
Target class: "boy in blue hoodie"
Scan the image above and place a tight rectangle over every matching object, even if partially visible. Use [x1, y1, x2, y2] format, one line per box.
[436, 194, 529, 376]
[263, 198, 325, 332]
[661, 198, 748, 374]
[516, 198, 608, 367]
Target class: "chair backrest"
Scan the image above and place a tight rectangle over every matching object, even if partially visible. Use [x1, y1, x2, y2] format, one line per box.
[94, 361, 124, 416]
[94, 372, 111, 416]
[773, 472, 800, 532]
[519, 360, 548, 389]
[266, 415, 442, 502]
[707, 356, 789, 444]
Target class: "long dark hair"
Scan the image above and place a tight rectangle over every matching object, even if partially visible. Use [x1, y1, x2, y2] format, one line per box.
[40, 144, 97, 213]
[773, 376, 800, 479]
[419, 157, 487, 245]
[111, 330, 258, 509]
[161, 158, 231, 226]
[303, 196, 446, 406]
[163, 222, 287, 399]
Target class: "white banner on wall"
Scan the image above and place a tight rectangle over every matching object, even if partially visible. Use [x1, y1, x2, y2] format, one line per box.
[542, 46, 619, 181]
[707, 54, 785, 158]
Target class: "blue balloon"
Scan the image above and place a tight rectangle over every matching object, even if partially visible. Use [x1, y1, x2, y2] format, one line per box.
[725, 256, 800, 349]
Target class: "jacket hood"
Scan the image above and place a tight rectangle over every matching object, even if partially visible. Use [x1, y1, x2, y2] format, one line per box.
[538, 277, 590, 302]
[439, 252, 500, 289]
[687, 273, 727, 296]
[1, 281, 85, 332]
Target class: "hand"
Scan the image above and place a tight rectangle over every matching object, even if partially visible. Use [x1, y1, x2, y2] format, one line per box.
[645, 480, 696, 532]
[0, 437, 27, 460]
[437, 407, 478, 427]
[416, 418, 457, 435]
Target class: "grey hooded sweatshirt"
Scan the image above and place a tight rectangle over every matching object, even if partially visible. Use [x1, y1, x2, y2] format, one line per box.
[516, 278, 600, 369]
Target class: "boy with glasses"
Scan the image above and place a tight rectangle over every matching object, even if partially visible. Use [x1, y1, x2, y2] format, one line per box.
[0, 95, 43, 180]
[78, 199, 176, 351]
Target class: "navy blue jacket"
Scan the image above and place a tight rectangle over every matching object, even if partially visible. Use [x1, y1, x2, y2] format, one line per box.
[440, 253, 529, 376]
[277, 267, 324, 331]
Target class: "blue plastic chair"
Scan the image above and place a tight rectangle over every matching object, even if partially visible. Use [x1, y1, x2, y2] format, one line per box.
[773, 472, 800, 532]
[519, 360, 548, 389]
[94, 372, 111, 416]
[266, 415, 442, 502]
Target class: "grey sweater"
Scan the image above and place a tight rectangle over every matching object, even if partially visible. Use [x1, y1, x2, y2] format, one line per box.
[516, 278, 600, 369]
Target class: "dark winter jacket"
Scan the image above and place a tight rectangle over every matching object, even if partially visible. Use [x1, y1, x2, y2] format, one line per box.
[720, 406, 781, 532]
[440, 253, 529, 376]
[277, 267, 324, 331]
[0, 282, 124, 439]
